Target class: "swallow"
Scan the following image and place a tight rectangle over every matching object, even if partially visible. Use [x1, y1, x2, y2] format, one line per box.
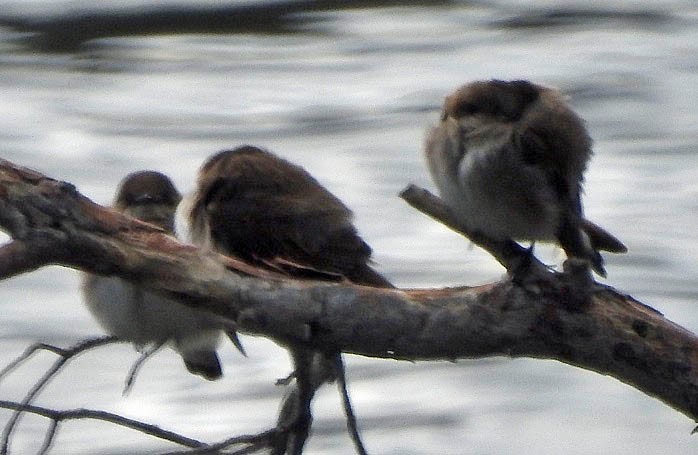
[425, 79, 626, 277]
[82, 170, 225, 380]
[179, 145, 393, 287]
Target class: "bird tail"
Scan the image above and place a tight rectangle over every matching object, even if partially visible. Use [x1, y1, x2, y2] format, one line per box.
[582, 219, 627, 254]
[558, 217, 626, 278]
[226, 329, 248, 357]
[182, 350, 223, 380]
[175, 330, 224, 380]
[558, 219, 628, 277]
[348, 265, 396, 289]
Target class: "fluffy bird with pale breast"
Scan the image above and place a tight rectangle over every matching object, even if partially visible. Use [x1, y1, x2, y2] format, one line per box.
[82, 171, 225, 380]
[425, 79, 626, 276]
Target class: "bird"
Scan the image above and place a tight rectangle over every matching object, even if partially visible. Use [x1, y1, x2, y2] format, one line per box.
[424, 79, 626, 277]
[81, 170, 227, 380]
[178, 145, 393, 288]
[177, 145, 393, 452]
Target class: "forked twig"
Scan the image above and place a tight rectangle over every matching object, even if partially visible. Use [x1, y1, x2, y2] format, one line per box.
[0, 337, 118, 381]
[1, 336, 120, 455]
[0, 399, 282, 454]
[123, 342, 165, 396]
[0, 400, 206, 451]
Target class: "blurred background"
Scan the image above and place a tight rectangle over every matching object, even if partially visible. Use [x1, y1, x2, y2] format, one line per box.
[1, 0, 698, 453]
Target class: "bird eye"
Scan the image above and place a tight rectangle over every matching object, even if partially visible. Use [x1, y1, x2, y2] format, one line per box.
[132, 194, 157, 204]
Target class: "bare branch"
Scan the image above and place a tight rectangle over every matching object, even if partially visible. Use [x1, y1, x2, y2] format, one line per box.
[123, 342, 164, 396]
[0, 337, 120, 455]
[399, 184, 547, 275]
[0, 158, 697, 428]
[1, 398, 281, 453]
[37, 419, 57, 455]
[334, 355, 367, 455]
[0, 239, 65, 280]
[0, 337, 119, 381]
[161, 429, 278, 454]
[0, 400, 207, 450]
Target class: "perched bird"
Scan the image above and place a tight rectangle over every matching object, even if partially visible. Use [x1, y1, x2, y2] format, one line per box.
[82, 170, 226, 380]
[425, 79, 626, 276]
[178, 145, 393, 288]
[178, 145, 393, 452]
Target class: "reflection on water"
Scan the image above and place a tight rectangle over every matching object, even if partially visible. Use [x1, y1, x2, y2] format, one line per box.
[1, 1, 698, 454]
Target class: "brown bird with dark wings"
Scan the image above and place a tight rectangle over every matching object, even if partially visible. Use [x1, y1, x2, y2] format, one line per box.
[425, 79, 626, 276]
[178, 145, 393, 453]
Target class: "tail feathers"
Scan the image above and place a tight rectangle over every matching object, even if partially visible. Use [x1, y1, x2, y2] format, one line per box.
[582, 219, 627, 254]
[226, 330, 247, 357]
[183, 350, 222, 380]
[586, 249, 607, 278]
[347, 265, 395, 289]
[558, 218, 609, 277]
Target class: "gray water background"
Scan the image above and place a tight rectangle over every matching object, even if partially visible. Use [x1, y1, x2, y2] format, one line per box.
[1, 1, 698, 453]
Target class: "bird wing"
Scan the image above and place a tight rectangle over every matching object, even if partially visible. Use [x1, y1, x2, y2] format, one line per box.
[202, 162, 388, 287]
[516, 124, 607, 275]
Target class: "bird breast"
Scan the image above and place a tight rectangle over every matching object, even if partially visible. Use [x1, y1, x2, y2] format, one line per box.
[427, 118, 561, 241]
[81, 274, 222, 350]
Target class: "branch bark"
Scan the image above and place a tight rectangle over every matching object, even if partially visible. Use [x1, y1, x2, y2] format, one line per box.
[1, 158, 697, 425]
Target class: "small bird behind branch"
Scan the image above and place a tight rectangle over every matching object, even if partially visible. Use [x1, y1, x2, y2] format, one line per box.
[82, 170, 228, 381]
[425, 79, 626, 277]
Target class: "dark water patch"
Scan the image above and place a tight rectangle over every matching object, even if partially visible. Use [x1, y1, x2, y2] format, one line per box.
[0, 0, 456, 52]
[493, 8, 675, 30]
[564, 75, 657, 104]
[343, 39, 457, 56]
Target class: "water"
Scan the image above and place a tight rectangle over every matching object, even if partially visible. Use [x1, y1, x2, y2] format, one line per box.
[1, 1, 698, 453]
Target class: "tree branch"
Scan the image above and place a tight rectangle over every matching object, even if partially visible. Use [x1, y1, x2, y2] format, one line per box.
[0, 337, 120, 454]
[1, 158, 697, 427]
[0, 337, 281, 454]
[0, 400, 207, 450]
[399, 184, 537, 272]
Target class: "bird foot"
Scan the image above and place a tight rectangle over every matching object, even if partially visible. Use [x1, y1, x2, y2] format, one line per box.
[505, 244, 561, 295]
[560, 258, 595, 310]
[506, 244, 536, 285]
[507, 244, 555, 285]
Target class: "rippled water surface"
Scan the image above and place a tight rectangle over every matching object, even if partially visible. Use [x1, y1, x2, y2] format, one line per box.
[2, 1, 698, 454]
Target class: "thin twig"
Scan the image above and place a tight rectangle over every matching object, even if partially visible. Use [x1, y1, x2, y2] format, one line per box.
[0, 343, 61, 381]
[162, 429, 279, 454]
[1, 336, 120, 455]
[334, 354, 367, 455]
[0, 400, 206, 449]
[37, 420, 58, 455]
[399, 184, 538, 271]
[0, 337, 117, 381]
[123, 342, 164, 396]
